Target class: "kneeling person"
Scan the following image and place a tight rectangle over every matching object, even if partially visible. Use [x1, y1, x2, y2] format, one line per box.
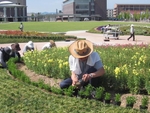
[60, 40, 105, 89]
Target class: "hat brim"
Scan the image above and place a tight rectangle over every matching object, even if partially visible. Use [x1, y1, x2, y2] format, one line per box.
[69, 40, 93, 58]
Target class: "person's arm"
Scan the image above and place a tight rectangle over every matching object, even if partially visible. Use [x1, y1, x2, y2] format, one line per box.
[71, 71, 78, 86]
[82, 67, 105, 82]
[69, 55, 79, 86]
[83, 52, 105, 82]
[89, 67, 105, 78]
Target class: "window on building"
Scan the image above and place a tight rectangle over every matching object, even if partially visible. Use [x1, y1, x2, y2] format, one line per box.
[76, 10, 89, 15]
[91, 11, 95, 15]
[76, 4, 89, 10]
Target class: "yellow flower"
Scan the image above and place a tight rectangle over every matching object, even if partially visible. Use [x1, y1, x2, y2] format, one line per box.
[48, 59, 53, 63]
[125, 70, 128, 75]
[133, 69, 138, 76]
[58, 59, 63, 63]
[114, 67, 120, 75]
[44, 64, 47, 67]
[59, 63, 62, 69]
[63, 62, 68, 66]
[131, 55, 137, 60]
[135, 52, 139, 55]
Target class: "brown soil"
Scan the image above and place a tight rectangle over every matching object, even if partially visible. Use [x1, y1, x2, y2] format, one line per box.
[16, 63, 150, 112]
[16, 63, 62, 88]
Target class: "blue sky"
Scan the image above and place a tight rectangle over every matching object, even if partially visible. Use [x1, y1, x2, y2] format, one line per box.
[27, 0, 150, 13]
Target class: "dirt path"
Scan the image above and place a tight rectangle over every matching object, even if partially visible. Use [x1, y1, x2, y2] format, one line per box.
[16, 63, 62, 88]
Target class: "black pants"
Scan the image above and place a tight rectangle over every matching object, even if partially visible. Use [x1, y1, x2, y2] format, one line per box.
[128, 33, 135, 41]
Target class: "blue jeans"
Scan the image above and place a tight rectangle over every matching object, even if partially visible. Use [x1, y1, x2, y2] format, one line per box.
[60, 67, 101, 89]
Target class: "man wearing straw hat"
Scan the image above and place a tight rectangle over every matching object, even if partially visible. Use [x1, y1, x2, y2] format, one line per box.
[42, 40, 57, 50]
[127, 24, 135, 41]
[60, 40, 105, 89]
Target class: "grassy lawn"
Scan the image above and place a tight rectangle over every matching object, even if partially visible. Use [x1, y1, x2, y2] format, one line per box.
[0, 21, 150, 32]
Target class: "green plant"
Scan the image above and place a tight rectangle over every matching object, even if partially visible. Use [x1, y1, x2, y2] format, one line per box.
[83, 84, 94, 98]
[141, 96, 149, 107]
[78, 84, 94, 99]
[126, 96, 136, 106]
[114, 93, 121, 102]
[78, 88, 85, 97]
[104, 92, 111, 100]
[63, 86, 75, 97]
[51, 86, 63, 95]
[95, 87, 105, 100]
[145, 80, 150, 95]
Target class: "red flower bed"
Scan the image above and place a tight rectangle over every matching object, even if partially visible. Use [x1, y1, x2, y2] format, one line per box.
[0, 30, 50, 37]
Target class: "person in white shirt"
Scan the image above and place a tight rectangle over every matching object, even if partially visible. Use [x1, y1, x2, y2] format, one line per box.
[42, 40, 57, 50]
[23, 41, 34, 55]
[127, 24, 135, 41]
[60, 40, 105, 90]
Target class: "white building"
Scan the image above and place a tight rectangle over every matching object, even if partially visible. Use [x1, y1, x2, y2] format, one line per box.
[0, 0, 27, 22]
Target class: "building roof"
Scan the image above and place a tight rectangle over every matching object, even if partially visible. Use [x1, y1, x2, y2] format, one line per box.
[0, 1, 13, 4]
[115, 4, 150, 6]
[0, 1, 26, 7]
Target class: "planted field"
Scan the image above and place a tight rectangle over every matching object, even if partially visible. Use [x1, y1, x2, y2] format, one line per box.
[0, 69, 141, 112]
[23, 44, 150, 94]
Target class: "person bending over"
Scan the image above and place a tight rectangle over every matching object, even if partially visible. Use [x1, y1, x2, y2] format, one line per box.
[23, 41, 34, 55]
[60, 40, 105, 90]
[0, 43, 21, 68]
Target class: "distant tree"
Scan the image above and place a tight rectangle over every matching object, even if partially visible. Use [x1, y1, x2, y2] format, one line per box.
[141, 12, 145, 20]
[145, 9, 150, 19]
[133, 11, 140, 21]
[124, 12, 130, 20]
[117, 12, 124, 20]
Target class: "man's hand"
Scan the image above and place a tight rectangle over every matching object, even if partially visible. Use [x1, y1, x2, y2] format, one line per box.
[82, 74, 91, 82]
[71, 75, 78, 86]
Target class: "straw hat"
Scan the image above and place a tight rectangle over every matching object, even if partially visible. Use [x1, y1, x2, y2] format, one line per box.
[11, 43, 21, 51]
[50, 40, 56, 47]
[68, 40, 93, 58]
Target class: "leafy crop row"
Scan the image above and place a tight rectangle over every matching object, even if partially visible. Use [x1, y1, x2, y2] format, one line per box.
[3, 58, 142, 112]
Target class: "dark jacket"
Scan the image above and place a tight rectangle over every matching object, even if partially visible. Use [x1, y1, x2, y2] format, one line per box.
[0, 47, 20, 62]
